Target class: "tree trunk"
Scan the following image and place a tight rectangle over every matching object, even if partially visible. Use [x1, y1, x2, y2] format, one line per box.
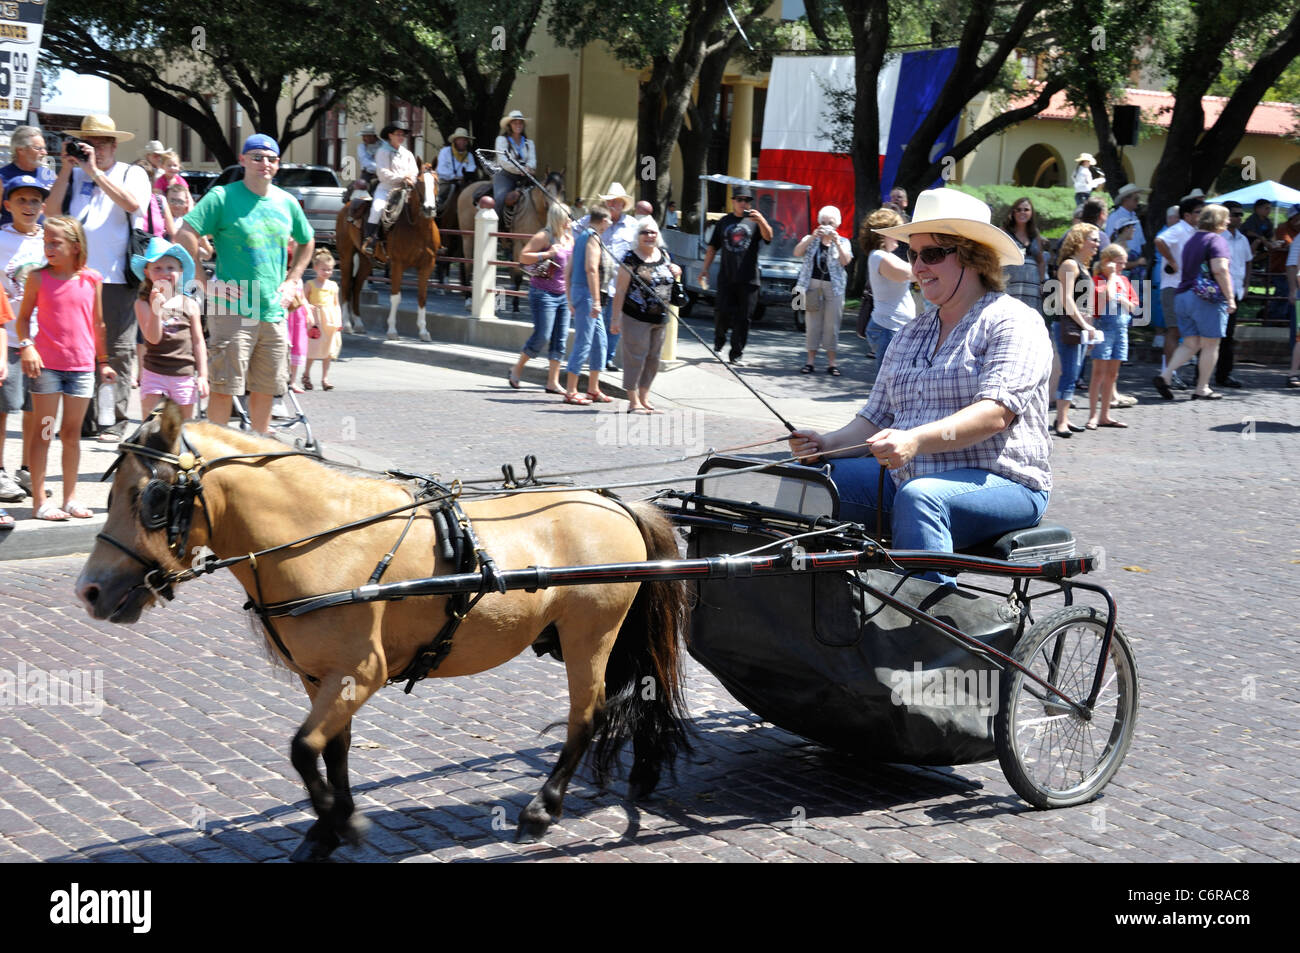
[843, 0, 890, 297]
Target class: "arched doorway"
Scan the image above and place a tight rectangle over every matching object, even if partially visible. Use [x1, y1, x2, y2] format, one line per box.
[1281, 161, 1300, 190]
[1013, 144, 1063, 188]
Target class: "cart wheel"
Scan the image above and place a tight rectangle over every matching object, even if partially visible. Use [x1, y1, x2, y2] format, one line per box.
[995, 605, 1138, 809]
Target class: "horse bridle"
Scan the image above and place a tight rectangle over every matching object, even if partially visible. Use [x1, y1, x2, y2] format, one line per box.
[96, 422, 319, 602]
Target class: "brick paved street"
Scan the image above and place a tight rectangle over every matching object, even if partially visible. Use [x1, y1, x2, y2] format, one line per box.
[1, 314, 1297, 862]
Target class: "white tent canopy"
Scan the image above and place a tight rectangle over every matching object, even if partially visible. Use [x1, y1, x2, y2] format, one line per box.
[1212, 180, 1300, 209]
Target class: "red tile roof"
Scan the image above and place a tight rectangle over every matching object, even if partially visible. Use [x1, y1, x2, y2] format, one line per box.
[1014, 88, 1298, 137]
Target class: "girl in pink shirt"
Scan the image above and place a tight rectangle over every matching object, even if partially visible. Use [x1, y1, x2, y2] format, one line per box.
[14, 216, 113, 520]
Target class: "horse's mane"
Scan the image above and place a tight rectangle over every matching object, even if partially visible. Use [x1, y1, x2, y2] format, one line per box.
[186, 422, 398, 486]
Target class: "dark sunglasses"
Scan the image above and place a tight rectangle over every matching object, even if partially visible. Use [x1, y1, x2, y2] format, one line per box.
[907, 245, 958, 265]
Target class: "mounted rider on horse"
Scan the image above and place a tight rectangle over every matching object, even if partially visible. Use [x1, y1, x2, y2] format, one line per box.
[493, 110, 537, 230]
[435, 127, 476, 215]
[361, 120, 420, 258]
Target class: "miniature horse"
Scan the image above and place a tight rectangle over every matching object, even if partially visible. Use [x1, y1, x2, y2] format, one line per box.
[76, 403, 691, 861]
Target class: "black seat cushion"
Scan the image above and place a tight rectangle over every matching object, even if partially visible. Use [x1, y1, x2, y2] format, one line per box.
[963, 523, 1075, 562]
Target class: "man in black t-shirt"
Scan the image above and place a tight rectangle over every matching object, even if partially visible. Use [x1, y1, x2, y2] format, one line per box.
[699, 189, 772, 363]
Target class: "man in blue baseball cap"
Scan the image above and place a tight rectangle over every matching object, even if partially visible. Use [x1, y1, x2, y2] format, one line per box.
[178, 133, 313, 433]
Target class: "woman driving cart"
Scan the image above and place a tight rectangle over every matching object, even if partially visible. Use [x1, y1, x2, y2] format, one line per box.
[790, 188, 1053, 581]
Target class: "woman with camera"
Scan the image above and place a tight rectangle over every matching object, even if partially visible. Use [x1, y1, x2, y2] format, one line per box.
[507, 202, 574, 395]
[793, 205, 854, 375]
[610, 217, 681, 414]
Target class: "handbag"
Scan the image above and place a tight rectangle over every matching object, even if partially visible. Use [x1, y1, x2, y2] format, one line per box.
[669, 278, 688, 307]
[1193, 261, 1225, 303]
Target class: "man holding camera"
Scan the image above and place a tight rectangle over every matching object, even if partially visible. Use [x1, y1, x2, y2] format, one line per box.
[46, 115, 151, 441]
[699, 188, 772, 364]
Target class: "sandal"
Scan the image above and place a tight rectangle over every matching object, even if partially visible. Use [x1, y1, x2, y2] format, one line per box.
[321, 380, 334, 391]
[586, 392, 613, 403]
[562, 392, 592, 405]
[289, 382, 305, 394]
[507, 372, 521, 389]
[1190, 391, 1224, 400]
[826, 366, 841, 376]
[1098, 420, 1129, 428]
[34, 502, 70, 521]
[545, 386, 565, 395]
[0, 509, 13, 530]
[64, 499, 93, 519]
[1287, 375, 1300, 389]
[800, 364, 815, 374]
[302, 379, 313, 390]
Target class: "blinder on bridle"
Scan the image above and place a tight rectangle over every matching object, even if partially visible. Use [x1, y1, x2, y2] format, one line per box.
[98, 424, 213, 602]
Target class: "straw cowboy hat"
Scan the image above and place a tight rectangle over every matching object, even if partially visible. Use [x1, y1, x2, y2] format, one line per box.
[448, 127, 473, 143]
[143, 139, 166, 155]
[75, 115, 135, 142]
[1074, 152, 1096, 165]
[600, 182, 634, 209]
[356, 123, 377, 137]
[1113, 183, 1149, 202]
[874, 187, 1024, 268]
[499, 110, 528, 131]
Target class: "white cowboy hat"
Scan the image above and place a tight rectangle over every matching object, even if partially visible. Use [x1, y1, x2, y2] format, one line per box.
[1074, 152, 1096, 165]
[600, 182, 634, 208]
[356, 123, 377, 137]
[499, 110, 528, 131]
[1180, 188, 1206, 202]
[1113, 183, 1148, 202]
[75, 115, 135, 142]
[874, 188, 1024, 268]
[448, 127, 473, 142]
[143, 140, 167, 155]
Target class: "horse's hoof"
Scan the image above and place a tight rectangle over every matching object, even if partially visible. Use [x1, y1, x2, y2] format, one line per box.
[514, 817, 552, 844]
[418, 331, 432, 342]
[289, 836, 339, 863]
[386, 332, 399, 341]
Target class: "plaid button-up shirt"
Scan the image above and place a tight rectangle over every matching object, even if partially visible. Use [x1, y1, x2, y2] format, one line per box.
[859, 292, 1053, 492]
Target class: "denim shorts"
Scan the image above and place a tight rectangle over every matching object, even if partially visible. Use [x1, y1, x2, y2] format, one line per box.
[1175, 289, 1228, 340]
[30, 367, 95, 399]
[1091, 314, 1129, 362]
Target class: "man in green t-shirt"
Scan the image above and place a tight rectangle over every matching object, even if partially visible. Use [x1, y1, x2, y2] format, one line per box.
[179, 134, 313, 433]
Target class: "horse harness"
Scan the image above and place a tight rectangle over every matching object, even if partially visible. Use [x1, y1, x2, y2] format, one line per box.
[97, 425, 560, 692]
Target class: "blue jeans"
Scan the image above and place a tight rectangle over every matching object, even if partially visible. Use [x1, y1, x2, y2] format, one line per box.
[1054, 319, 1084, 401]
[829, 459, 1049, 585]
[603, 296, 620, 366]
[523, 286, 570, 362]
[865, 321, 896, 365]
[565, 286, 607, 376]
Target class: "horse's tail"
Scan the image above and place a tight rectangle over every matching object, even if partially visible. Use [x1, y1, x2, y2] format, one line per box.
[591, 500, 692, 799]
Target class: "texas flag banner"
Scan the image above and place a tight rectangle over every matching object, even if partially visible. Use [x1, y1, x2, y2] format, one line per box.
[757, 50, 960, 231]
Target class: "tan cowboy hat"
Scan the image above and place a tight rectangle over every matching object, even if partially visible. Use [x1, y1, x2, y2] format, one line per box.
[1074, 152, 1096, 165]
[499, 110, 528, 131]
[448, 127, 473, 142]
[874, 188, 1024, 268]
[600, 182, 633, 208]
[76, 115, 135, 142]
[1113, 183, 1148, 202]
[143, 139, 166, 155]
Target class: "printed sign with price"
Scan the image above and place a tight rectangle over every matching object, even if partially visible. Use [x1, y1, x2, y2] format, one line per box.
[0, 1, 46, 129]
